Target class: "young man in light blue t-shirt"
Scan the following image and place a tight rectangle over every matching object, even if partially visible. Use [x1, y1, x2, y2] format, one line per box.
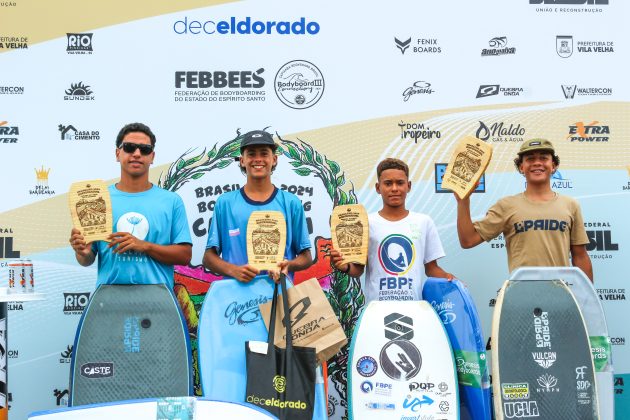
[69, 123, 192, 287]
[202, 130, 312, 282]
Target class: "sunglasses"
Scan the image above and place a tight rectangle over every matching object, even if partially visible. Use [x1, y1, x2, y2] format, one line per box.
[119, 142, 154, 155]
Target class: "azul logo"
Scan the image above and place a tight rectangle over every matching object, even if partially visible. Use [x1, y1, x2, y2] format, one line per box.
[476, 121, 525, 143]
[562, 84, 612, 99]
[59, 124, 101, 141]
[360, 381, 374, 393]
[402, 81, 434, 102]
[0, 86, 24, 95]
[398, 120, 441, 143]
[550, 171, 572, 189]
[378, 234, 415, 275]
[66, 33, 93, 54]
[476, 85, 523, 98]
[481, 37, 516, 56]
[431, 299, 456, 324]
[503, 401, 539, 418]
[514, 219, 566, 234]
[380, 339, 421, 380]
[597, 288, 626, 301]
[537, 373, 559, 392]
[0, 120, 19, 144]
[80, 362, 114, 378]
[63, 292, 90, 314]
[384, 312, 414, 340]
[225, 295, 269, 325]
[173, 16, 320, 36]
[403, 394, 434, 412]
[174, 69, 265, 103]
[395, 36, 441, 54]
[275, 60, 324, 109]
[567, 121, 610, 142]
[30, 165, 55, 196]
[64, 82, 94, 101]
[0, 36, 28, 49]
[356, 356, 378, 377]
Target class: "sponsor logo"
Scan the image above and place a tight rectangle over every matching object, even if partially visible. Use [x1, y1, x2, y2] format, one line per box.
[556, 35, 573, 57]
[502, 383, 530, 400]
[615, 376, 624, 396]
[7, 349, 18, 359]
[532, 351, 556, 369]
[476, 121, 525, 143]
[66, 33, 93, 54]
[53, 389, 69, 406]
[272, 375, 286, 393]
[533, 311, 551, 346]
[224, 295, 269, 325]
[64, 82, 94, 101]
[384, 312, 414, 340]
[481, 36, 516, 56]
[0, 2, 17, 7]
[378, 234, 415, 275]
[374, 381, 393, 396]
[434, 163, 486, 194]
[503, 400, 540, 418]
[567, 121, 610, 142]
[63, 292, 90, 315]
[0, 35, 28, 49]
[365, 402, 395, 410]
[29, 165, 56, 196]
[585, 224, 618, 257]
[557, 35, 613, 57]
[356, 356, 378, 377]
[0, 229, 20, 260]
[597, 288, 626, 301]
[395, 36, 442, 54]
[575, 366, 592, 404]
[438, 382, 449, 392]
[0, 120, 19, 144]
[380, 339, 421, 380]
[174, 69, 265, 103]
[360, 380, 373, 393]
[533, 1, 607, 14]
[550, 171, 573, 189]
[0, 86, 24, 95]
[537, 373, 559, 392]
[8, 302, 23, 311]
[562, 84, 612, 99]
[117, 212, 149, 241]
[80, 362, 114, 378]
[123, 316, 141, 353]
[275, 60, 324, 109]
[439, 400, 450, 413]
[398, 120, 441, 143]
[430, 299, 456, 324]
[60, 345, 73, 363]
[283, 296, 311, 328]
[402, 81, 434, 102]
[611, 337, 625, 345]
[514, 219, 566, 234]
[246, 394, 308, 410]
[59, 124, 101, 141]
[476, 84, 523, 98]
[403, 394, 434, 411]
[173, 16, 320, 36]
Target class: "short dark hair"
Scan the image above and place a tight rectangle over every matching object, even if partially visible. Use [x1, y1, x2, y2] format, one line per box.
[115, 123, 156, 148]
[377, 158, 409, 180]
[239, 144, 278, 176]
[513, 151, 560, 172]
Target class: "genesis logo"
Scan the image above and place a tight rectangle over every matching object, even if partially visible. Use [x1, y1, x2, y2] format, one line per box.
[394, 37, 411, 54]
[378, 234, 415, 275]
[173, 17, 320, 36]
[224, 295, 269, 325]
[80, 362, 114, 378]
[384, 312, 414, 340]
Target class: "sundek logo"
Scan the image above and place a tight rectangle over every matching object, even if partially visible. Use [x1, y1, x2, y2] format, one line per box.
[173, 16, 320, 35]
[80, 362, 114, 379]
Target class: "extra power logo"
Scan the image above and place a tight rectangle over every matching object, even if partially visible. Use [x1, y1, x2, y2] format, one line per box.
[476, 84, 523, 98]
[398, 120, 441, 144]
[394, 36, 442, 55]
[476, 121, 525, 143]
[0, 120, 19, 144]
[567, 121, 610, 142]
[63, 292, 90, 315]
[275, 60, 324, 109]
[30, 165, 56, 196]
[64, 82, 94, 101]
[481, 36, 516, 56]
[557, 35, 614, 57]
[59, 124, 101, 141]
[384, 312, 414, 340]
[80, 362, 114, 378]
[174, 69, 266, 103]
[532, 308, 556, 368]
[66, 33, 93, 54]
[0, 36, 28, 50]
[561, 84, 612, 99]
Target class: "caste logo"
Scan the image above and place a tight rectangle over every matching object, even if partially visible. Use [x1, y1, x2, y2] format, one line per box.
[174, 69, 266, 103]
[561, 84, 612, 99]
[476, 84, 523, 98]
[0, 120, 19, 144]
[0, 35, 28, 49]
[64, 82, 94, 101]
[379, 339, 421, 380]
[481, 36, 516, 56]
[378, 234, 415, 275]
[63, 292, 90, 315]
[402, 81, 434, 102]
[0, 86, 24, 95]
[395, 36, 441, 55]
[384, 312, 414, 340]
[275, 60, 324, 109]
[66, 33, 93, 54]
[476, 121, 525, 143]
[173, 16, 320, 36]
[398, 120, 441, 144]
[30, 165, 55, 196]
[80, 362, 114, 379]
[567, 121, 610, 142]
[59, 124, 101, 141]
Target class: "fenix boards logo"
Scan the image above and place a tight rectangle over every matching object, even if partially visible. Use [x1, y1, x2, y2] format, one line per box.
[173, 17, 320, 35]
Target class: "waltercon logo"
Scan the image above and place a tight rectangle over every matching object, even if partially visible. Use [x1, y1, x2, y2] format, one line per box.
[59, 124, 101, 141]
[80, 362, 114, 379]
[567, 121, 610, 142]
[0, 86, 24, 95]
[0, 120, 19, 144]
[173, 17, 319, 36]
[275, 60, 324, 109]
[66, 33, 93, 54]
[64, 82, 94, 101]
[476, 84, 523, 98]
[395, 36, 441, 54]
[481, 36, 516, 56]
[174, 69, 265, 103]
[561, 84, 612, 99]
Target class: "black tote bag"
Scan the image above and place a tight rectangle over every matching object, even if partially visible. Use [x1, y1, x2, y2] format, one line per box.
[245, 274, 316, 420]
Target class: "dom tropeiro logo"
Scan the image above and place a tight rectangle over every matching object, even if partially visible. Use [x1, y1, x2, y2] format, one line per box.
[66, 33, 93, 54]
[398, 120, 441, 144]
[275, 60, 324, 109]
[174, 69, 266, 103]
[481, 36, 516, 56]
[173, 16, 319, 36]
[80, 362, 114, 379]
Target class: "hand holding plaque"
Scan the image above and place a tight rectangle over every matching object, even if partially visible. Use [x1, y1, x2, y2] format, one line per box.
[331, 204, 368, 265]
[246, 211, 287, 271]
[441, 136, 493, 200]
[68, 180, 113, 243]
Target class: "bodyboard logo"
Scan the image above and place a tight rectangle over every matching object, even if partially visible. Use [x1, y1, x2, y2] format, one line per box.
[80, 362, 114, 378]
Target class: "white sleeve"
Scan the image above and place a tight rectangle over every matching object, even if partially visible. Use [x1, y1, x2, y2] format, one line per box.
[423, 217, 446, 263]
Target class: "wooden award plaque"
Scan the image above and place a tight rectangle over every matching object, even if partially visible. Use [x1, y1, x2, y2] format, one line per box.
[246, 211, 287, 271]
[441, 136, 493, 200]
[68, 180, 113, 243]
[331, 204, 368, 265]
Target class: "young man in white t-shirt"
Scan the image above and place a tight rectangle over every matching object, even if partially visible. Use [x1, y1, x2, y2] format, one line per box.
[331, 158, 454, 302]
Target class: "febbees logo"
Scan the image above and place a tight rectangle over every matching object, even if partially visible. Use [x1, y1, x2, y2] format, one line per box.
[481, 37, 516, 56]
[567, 121, 610, 142]
[80, 362, 114, 378]
[66, 33, 93, 54]
[173, 16, 320, 36]
[476, 84, 523, 98]
[0, 36, 28, 49]
[174, 69, 265, 103]
[0, 120, 19, 144]
[395, 36, 442, 55]
[63, 292, 90, 314]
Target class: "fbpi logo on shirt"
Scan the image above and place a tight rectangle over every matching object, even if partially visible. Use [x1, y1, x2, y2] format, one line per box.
[378, 234, 415, 275]
[117, 212, 150, 240]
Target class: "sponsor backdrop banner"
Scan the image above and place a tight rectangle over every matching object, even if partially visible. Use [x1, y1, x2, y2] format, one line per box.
[1, 0, 629, 418]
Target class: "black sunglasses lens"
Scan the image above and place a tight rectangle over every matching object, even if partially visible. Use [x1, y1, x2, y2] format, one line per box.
[122, 143, 153, 155]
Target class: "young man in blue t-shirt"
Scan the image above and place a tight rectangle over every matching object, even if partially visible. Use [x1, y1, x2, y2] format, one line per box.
[202, 130, 312, 282]
[69, 122, 192, 286]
